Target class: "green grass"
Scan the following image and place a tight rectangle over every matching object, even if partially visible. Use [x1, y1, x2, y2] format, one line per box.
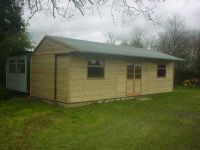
[0, 87, 200, 150]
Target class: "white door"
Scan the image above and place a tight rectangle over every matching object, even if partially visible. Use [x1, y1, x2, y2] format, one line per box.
[7, 56, 27, 92]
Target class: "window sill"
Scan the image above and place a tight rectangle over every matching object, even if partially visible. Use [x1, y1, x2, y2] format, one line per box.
[87, 77, 105, 80]
[157, 77, 167, 79]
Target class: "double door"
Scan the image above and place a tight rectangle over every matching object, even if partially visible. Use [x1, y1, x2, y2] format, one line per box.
[126, 64, 141, 96]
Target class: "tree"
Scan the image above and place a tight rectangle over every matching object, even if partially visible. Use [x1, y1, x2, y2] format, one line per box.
[0, 0, 32, 84]
[130, 29, 144, 48]
[143, 35, 157, 50]
[119, 29, 151, 48]
[120, 40, 129, 46]
[0, 0, 24, 42]
[26, 0, 166, 23]
[106, 32, 117, 45]
[190, 31, 200, 77]
[157, 15, 189, 57]
[155, 15, 192, 83]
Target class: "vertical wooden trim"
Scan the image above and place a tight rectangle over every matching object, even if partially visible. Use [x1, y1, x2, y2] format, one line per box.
[125, 65, 127, 96]
[148, 63, 150, 94]
[172, 61, 175, 90]
[67, 56, 71, 102]
[30, 56, 32, 96]
[25, 55, 28, 92]
[140, 63, 142, 94]
[54, 55, 57, 101]
[6, 57, 8, 89]
[133, 64, 135, 95]
[115, 68, 117, 97]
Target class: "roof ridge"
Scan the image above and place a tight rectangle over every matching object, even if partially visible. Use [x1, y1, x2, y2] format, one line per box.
[46, 35, 148, 50]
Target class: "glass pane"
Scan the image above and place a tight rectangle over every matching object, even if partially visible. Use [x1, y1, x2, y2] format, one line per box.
[135, 74, 141, 79]
[17, 60, 25, 64]
[9, 60, 15, 63]
[135, 67, 141, 73]
[17, 64, 25, 74]
[157, 69, 166, 77]
[127, 64, 134, 67]
[88, 67, 104, 78]
[9, 64, 16, 73]
[88, 60, 104, 66]
[158, 64, 166, 69]
[134, 64, 141, 68]
[135, 64, 141, 79]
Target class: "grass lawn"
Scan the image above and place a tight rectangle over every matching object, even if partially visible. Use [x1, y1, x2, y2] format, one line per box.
[0, 87, 200, 150]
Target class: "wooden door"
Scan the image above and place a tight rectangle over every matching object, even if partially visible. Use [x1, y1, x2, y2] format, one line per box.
[134, 64, 142, 95]
[126, 64, 135, 96]
[55, 55, 68, 102]
[126, 63, 142, 96]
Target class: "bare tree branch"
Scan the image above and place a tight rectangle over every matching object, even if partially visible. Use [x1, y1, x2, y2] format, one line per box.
[106, 32, 117, 45]
[25, 0, 166, 24]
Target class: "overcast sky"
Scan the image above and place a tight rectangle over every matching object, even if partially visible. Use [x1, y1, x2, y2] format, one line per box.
[25, 0, 200, 44]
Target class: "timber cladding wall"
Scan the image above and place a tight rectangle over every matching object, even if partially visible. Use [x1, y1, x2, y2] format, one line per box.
[30, 54, 55, 100]
[68, 54, 174, 103]
[141, 62, 173, 95]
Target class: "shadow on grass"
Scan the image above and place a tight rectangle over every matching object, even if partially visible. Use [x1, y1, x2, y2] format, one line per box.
[0, 85, 28, 101]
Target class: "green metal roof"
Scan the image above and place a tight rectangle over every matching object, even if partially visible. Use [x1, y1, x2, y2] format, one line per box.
[47, 35, 184, 61]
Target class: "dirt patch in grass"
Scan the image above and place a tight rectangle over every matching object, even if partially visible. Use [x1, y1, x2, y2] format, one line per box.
[175, 111, 200, 119]
[23, 112, 54, 130]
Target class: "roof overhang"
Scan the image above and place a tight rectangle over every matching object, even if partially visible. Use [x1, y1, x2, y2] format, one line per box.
[61, 51, 185, 62]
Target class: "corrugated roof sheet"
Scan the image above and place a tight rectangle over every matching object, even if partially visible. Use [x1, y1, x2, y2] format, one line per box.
[47, 35, 184, 61]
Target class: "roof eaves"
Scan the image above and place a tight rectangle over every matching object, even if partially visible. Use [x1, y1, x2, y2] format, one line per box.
[69, 50, 184, 61]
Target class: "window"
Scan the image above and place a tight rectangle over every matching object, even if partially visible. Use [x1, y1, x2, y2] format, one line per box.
[135, 64, 142, 79]
[87, 60, 104, 78]
[157, 64, 166, 77]
[9, 60, 16, 73]
[127, 64, 142, 79]
[17, 60, 25, 74]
